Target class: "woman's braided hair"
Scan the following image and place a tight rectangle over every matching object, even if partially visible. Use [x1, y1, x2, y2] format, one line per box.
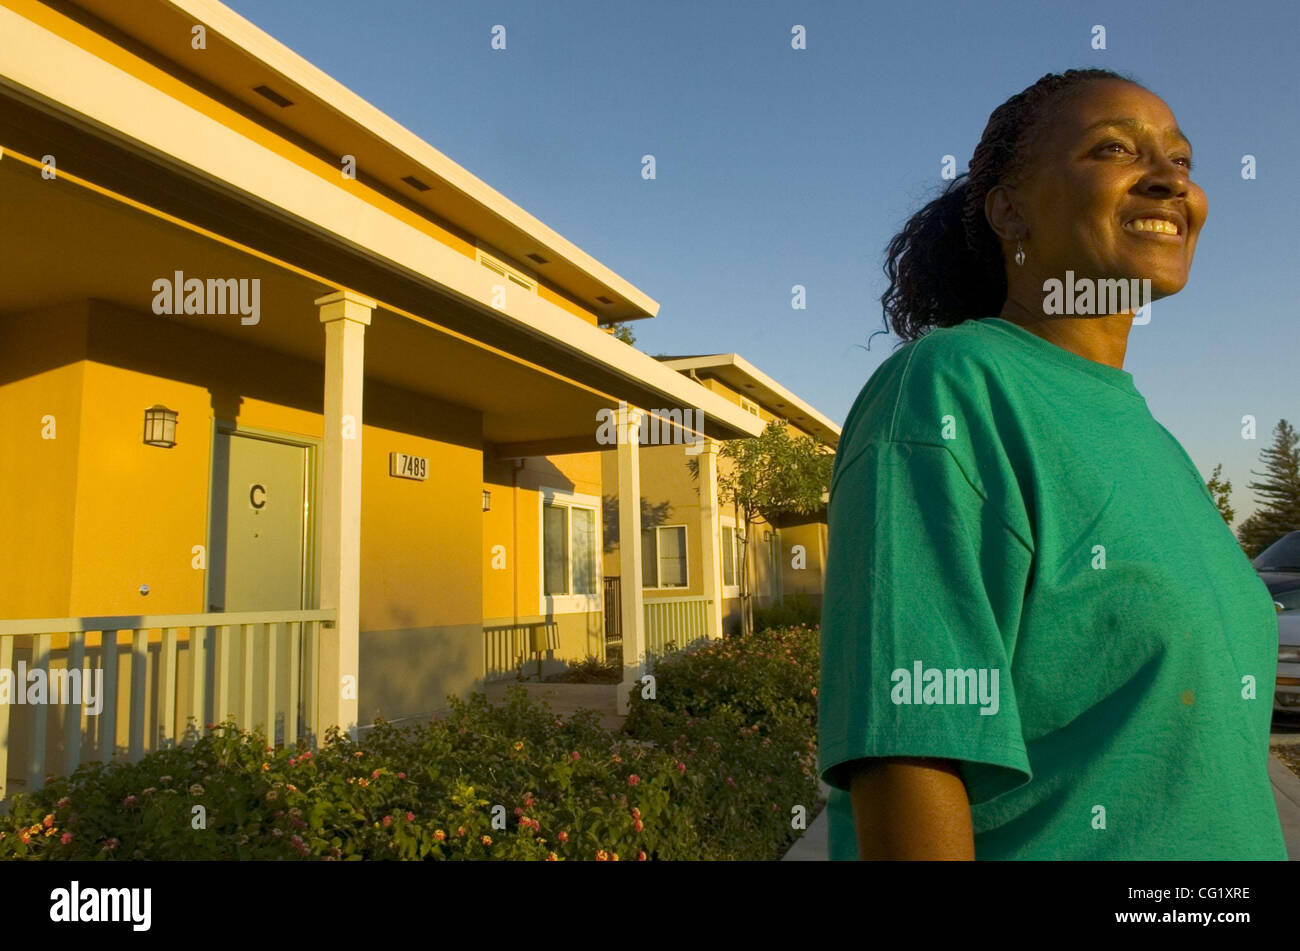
[878, 68, 1141, 343]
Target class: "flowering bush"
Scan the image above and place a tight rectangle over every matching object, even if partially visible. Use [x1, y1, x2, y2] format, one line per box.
[624, 624, 822, 859]
[0, 626, 820, 861]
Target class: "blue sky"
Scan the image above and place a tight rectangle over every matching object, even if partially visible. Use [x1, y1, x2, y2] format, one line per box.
[226, 0, 1299, 526]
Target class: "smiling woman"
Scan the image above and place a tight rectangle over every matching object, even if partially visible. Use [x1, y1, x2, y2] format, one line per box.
[819, 69, 1286, 861]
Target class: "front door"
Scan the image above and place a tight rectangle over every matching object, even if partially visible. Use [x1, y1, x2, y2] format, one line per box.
[208, 430, 310, 612]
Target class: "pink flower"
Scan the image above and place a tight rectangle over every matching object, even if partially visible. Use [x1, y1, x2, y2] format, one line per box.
[122, 796, 137, 807]
[558, 831, 569, 843]
[638, 850, 647, 861]
[371, 769, 381, 779]
[434, 829, 446, 841]
[382, 815, 393, 827]
[406, 812, 415, 822]
[56, 797, 71, 809]
[725, 777, 736, 787]
[634, 819, 644, 833]
[60, 832, 74, 845]
[570, 751, 580, 761]
[627, 774, 640, 786]
[676, 762, 686, 774]
[515, 807, 524, 816]
[397, 772, 406, 779]
[631, 807, 641, 820]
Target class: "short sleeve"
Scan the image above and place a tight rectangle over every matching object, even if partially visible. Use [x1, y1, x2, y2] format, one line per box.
[817, 440, 1034, 805]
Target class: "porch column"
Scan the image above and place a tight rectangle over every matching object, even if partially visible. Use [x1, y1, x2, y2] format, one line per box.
[616, 405, 645, 716]
[316, 290, 374, 741]
[697, 439, 723, 640]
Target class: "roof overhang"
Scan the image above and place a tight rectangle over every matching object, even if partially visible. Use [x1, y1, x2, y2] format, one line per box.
[50, 0, 658, 324]
[659, 354, 841, 446]
[0, 0, 763, 444]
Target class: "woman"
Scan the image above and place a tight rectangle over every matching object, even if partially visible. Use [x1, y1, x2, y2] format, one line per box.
[818, 68, 1286, 860]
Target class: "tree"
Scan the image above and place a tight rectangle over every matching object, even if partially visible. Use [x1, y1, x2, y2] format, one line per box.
[1235, 419, 1300, 559]
[704, 420, 834, 636]
[1206, 463, 1234, 525]
[601, 495, 672, 554]
[610, 322, 636, 346]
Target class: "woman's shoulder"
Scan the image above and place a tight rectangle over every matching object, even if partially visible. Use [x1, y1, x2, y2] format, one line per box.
[840, 318, 1007, 452]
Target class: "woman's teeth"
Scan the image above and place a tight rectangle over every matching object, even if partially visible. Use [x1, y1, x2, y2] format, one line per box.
[1127, 218, 1180, 235]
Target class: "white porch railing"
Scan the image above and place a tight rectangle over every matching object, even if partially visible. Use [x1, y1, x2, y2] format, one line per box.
[483, 621, 560, 679]
[643, 596, 710, 658]
[0, 609, 334, 802]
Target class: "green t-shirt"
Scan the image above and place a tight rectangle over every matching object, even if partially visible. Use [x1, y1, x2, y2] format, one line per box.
[818, 316, 1285, 860]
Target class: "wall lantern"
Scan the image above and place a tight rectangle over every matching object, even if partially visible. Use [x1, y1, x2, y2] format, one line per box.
[143, 405, 179, 448]
[482, 490, 492, 512]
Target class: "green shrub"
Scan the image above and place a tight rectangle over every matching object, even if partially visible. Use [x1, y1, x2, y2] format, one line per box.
[545, 655, 622, 684]
[624, 624, 823, 859]
[752, 591, 821, 631]
[0, 626, 821, 861]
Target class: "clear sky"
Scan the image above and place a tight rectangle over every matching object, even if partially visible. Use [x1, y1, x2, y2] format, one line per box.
[225, 0, 1299, 526]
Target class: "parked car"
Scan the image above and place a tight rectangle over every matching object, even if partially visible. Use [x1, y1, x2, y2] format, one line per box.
[1253, 531, 1300, 714]
[1276, 612, 1300, 714]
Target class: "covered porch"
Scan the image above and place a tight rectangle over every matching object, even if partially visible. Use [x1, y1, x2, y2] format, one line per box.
[0, 32, 759, 798]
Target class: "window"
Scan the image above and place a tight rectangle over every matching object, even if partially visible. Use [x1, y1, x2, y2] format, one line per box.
[642, 524, 688, 588]
[721, 523, 738, 591]
[740, 397, 761, 417]
[767, 530, 782, 600]
[540, 488, 600, 610]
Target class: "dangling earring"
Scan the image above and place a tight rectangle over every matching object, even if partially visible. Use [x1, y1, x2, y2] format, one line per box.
[1014, 239, 1026, 267]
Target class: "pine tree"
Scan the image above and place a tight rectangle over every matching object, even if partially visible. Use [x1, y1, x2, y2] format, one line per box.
[1206, 463, 1234, 525]
[1235, 419, 1300, 559]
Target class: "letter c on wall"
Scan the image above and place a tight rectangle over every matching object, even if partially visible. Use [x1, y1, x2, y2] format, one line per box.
[250, 484, 267, 510]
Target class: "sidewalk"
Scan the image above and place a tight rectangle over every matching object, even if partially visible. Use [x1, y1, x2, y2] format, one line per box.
[782, 758, 1300, 861]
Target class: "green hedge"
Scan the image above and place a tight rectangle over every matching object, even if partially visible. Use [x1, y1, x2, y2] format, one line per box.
[752, 591, 821, 631]
[0, 625, 821, 860]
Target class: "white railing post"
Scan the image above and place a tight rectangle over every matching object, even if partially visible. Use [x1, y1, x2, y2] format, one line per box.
[0, 636, 12, 801]
[159, 627, 177, 748]
[99, 630, 118, 763]
[128, 629, 147, 762]
[264, 622, 279, 744]
[64, 630, 85, 775]
[26, 634, 51, 789]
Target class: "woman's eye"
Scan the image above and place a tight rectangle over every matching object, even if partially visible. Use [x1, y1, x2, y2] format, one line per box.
[1173, 156, 1194, 170]
[1099, 141, 1130, 155]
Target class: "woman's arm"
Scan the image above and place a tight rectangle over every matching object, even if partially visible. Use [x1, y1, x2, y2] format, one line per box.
[848, 756, 976, 860]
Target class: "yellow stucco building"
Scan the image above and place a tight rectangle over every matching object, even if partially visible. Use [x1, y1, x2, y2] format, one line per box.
[0, 0, 834, 800]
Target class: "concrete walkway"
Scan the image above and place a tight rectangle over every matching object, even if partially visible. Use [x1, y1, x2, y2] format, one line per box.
[781, 754, 1300, 861]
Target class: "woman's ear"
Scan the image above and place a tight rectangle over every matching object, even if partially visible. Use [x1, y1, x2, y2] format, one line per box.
[984, 184, 1027, 243]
